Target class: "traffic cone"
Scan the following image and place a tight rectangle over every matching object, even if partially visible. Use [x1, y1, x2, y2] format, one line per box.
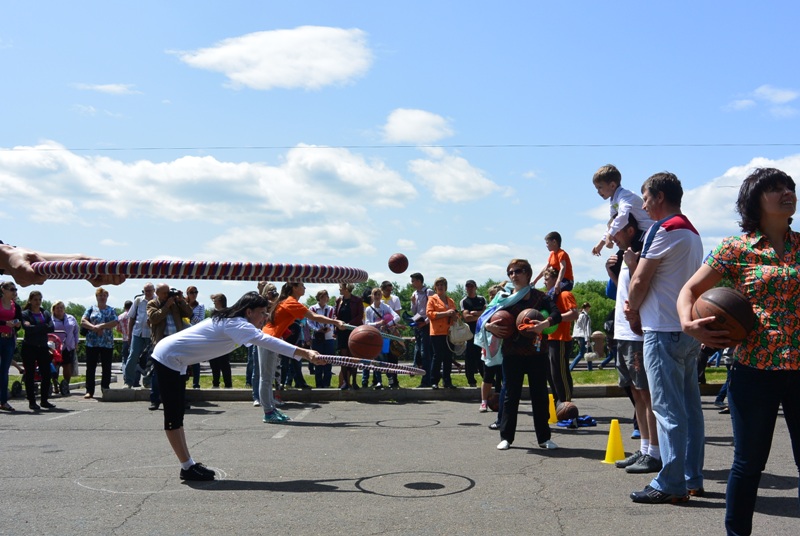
[602, 418, 626, 464]
[548, 394, 557, 424]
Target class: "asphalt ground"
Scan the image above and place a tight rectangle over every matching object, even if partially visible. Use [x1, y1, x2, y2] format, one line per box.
[1, 393, 799, 536]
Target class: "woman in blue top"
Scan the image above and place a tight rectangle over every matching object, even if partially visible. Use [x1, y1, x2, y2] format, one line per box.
[81, 287, 118, 399]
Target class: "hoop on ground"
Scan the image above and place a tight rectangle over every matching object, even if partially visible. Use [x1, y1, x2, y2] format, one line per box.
[32, 260, 368, 284]
[316, 355, 425, 376]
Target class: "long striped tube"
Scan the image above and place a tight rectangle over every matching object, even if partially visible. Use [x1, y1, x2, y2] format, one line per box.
[316, 354, 425, 375]
[31, 260, 368, 283]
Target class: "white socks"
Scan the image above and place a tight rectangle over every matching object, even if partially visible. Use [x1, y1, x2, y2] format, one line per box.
[181, 457, 196, 470]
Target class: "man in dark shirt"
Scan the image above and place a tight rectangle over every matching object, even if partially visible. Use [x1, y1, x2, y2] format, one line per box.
[460, 279, 486, 387]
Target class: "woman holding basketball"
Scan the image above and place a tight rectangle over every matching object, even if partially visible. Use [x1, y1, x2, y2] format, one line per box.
[260, 282, 344, 422]
[485, 259, 562, 451]
[151, 291, 321, 481]
[678, 168, 800, 536]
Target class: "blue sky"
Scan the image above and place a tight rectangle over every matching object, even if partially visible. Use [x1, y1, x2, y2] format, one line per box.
[2, 1, 799, 308]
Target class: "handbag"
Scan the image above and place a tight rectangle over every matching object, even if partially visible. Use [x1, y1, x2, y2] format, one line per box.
[448, 317, 473, 344]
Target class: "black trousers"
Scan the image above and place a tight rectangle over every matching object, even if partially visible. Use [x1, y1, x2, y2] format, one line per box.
[209, 354, 232, 387]
[22, 343, 51, 403]
[85, 346, 113, 396]
[499, 352, 551, 445]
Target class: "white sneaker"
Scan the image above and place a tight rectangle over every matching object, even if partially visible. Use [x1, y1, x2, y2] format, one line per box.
[497, 440, 510, 450]
[538, 439, 559, 450]
[253, 400, 260, 407]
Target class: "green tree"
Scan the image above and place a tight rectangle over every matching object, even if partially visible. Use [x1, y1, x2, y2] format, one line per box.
[571, 280, 616, 333]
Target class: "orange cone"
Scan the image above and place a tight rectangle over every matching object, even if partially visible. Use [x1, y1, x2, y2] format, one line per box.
[602, 418, 626, 464]
[548, 393, 557, 424]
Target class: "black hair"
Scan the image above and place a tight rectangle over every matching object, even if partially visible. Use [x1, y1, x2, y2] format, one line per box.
[737, 168, 795, 233]
[212, 291, 270, 321]
[545, 231, 562, 246]
[410, 272, 424, 283]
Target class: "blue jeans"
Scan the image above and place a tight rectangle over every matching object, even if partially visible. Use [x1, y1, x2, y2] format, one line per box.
[250, 347, 260, 401]
[569, 337, 588, 371]
[0, 337, 16, 405]
[413, 325, 432, 386]
[246, 346, 256, 386]
[125, 334, 149, 386]
[725, 363, 800, 536]
[643, 331, 704, 496]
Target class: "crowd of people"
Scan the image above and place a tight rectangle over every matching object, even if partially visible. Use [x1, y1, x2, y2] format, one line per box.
[2, 164, 799, 534]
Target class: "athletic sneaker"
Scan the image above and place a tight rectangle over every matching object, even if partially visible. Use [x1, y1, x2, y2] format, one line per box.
[479, 402, 488, 413]
[253, 400, 260, 407]
[538, 440, 559, 450]
[631, 429, 641, 439]
[615, 450, 643, 469]
[625, 454, 662, 474]
[488, 422, 499, 430]
[263, 411, 285, 424]
[497, 440, 510, 450]
[180, 463, 215, 481]
[274, 409, 291, 421]
[630, 485, 689, 504]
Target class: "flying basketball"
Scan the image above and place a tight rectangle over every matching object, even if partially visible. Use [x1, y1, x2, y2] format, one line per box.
[348, 325, 385, 359]
[490, 310, 516, 339]
[388, 253, 409, 274]
[691, 287, 756, 342]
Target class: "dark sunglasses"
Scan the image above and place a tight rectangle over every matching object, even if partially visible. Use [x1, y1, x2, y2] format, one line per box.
[507, 268, 525, 276]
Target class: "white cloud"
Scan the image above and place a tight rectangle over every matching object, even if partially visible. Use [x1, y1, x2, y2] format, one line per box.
[73, 104, 97, 116]
[396, 239, 416, 249]
[100, 239, 128, 247]
[723, 99, 756, 112]
[409, 147, 501, 202]
[0, 141, 417, 225]
[382, 109, 454, 144]
[753, 84, 798, 104]
[173, 26, 373, 91]
[769, 106, 798, 119]
[73, 83, 141, 95]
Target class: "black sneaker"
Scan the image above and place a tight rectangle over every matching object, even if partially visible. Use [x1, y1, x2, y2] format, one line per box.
[148, 402, 160, 411]
[615, 450, 643, 469]
[29, 402, 41, 412]
[630, 485, 688, 504]
[180, 463, 215, 481]
[40, 401, 56, 409]
[626, 454, 663, 474]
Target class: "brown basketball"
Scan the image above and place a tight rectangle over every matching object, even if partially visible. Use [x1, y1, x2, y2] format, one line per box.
[490, 310, 516, 339]
[556, 401, 579, 421]
[348, 325, 384, 359]
[516, 308, 544, 339]
[691, 287, 755, 342]
[487, 392, 500, 412]
[388, 253, 409, 274]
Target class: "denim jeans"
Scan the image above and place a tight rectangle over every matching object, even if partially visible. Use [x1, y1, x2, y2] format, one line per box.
[250, 347, 260, 401]
[125, 335, 149, 386]
[725, 363, 800, 536]
[643, 331, 704, 496]
[246, 345, 256, 386]
[257, 347, 279, 413]
[413, 325, 432, 386]
[0, 337, 16, 405]
[569, 337, 587, 371]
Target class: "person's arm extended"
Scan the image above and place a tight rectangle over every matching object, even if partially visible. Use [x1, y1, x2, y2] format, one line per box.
[305, 308, 344, 329]
[0, 244, 125, 287]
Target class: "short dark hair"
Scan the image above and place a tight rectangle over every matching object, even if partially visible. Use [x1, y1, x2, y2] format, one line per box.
[410, 272, 424, 283]
[593, 164, 621, 185]
[642, 172, 683, 207]
[380, 280, 393, 290]
[545, 231, 562, 246]
[737, 168, 795, 233]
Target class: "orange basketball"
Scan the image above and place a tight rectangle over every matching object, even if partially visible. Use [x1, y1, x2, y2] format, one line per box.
[348, 325, 384, 359]
[516, 308, 544, 339]
[691, 287, 756, 342]
[556, 401, 579, 421]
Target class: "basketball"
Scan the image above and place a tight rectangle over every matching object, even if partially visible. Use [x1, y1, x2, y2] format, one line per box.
[490, 310, 516, 339]
[516, 308, 544, 339]
[691, 287, 756, 342]
[388, 253, 409, 274]
[487, 392, 500, 412]
[348, 325, 384, 359]
[556, 401, 579, 421]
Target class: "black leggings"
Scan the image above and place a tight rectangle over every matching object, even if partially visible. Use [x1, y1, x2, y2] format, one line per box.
[209, 354, 232, 387]
[85, 346, 113, 396]
[22, 343, 51, 403]
[153, 361, 186, 430]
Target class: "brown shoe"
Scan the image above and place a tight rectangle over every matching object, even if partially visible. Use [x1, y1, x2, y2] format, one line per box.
[688, 488, 705, 497]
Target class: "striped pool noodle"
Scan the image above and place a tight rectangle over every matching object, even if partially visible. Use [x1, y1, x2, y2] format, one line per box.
[316, 355, 426, 375]
[31, 260, 368, 283]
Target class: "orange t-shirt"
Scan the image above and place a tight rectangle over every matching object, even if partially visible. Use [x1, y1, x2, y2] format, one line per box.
[262, 296, 308, 338]
[548, 249, 574, 281]
[550, 290, 577, 341]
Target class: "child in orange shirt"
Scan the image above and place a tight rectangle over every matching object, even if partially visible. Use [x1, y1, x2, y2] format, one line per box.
[532, 231, 573, 296]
